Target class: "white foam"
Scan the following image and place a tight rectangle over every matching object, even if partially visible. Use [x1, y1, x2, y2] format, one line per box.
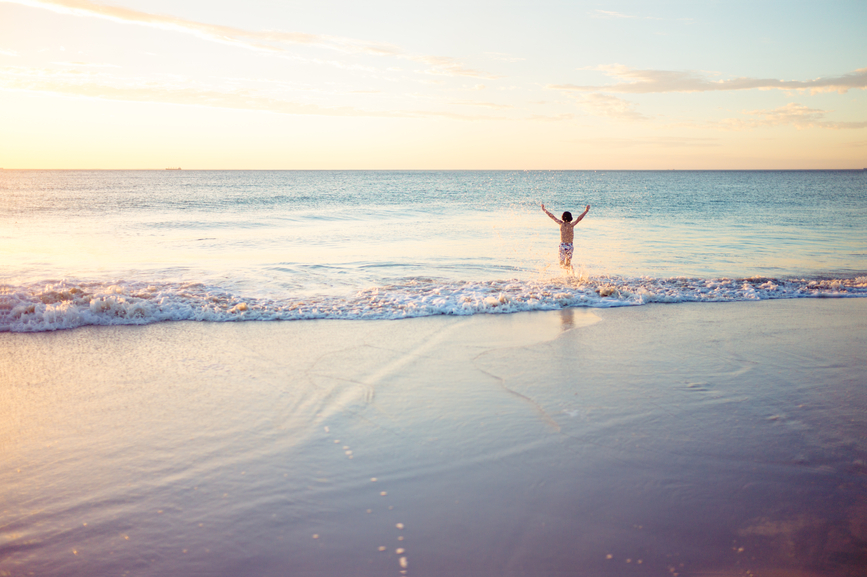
[1, 275, 865, 332]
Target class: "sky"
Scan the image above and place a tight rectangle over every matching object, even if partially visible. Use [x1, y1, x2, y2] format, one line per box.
[0, 0, 865, 169]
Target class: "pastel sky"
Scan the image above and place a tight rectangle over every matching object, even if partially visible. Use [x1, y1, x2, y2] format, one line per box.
[1, 0, 865, 169]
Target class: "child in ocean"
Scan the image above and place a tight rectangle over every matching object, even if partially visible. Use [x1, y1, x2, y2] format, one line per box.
[541, 203, 590, 269]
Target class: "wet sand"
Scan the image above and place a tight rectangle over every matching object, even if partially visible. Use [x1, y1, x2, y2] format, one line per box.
[1, 299, 866, 576]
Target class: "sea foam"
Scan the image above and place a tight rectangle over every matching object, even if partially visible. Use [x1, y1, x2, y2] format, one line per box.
[2, 276, 866, 332]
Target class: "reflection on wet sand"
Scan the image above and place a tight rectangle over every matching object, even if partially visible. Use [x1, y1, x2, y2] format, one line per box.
[559, 307, 575, 330]
[1, 300, 865, 576]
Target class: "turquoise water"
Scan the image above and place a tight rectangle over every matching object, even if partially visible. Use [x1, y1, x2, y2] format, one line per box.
[1, 170, 865, 331]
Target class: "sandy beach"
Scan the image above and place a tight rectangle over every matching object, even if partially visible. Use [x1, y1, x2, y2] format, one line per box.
[2, 299, 866, 576]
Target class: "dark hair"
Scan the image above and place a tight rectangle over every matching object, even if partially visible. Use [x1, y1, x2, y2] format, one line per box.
[562, 211, 573, 222]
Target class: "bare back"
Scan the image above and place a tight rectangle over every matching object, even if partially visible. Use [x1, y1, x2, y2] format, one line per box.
[541, 203, 589, 243]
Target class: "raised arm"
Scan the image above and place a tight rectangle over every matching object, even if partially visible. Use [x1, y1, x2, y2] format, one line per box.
[540, 203, 562, 224]
[571, 204, 590, 225]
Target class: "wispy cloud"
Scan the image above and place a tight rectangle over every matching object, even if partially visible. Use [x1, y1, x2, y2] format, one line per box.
[575, 93, 646, 121]
[593, 10, 636, 19]
[4, 0, 498, 79]
[549, 65, 867, 95]
[411, 55, 502, 79]
[567, 136, 720, 148]
[592, 10, 662, 20]
[0, 65, 503, 121]
[485, 52, 526, 63]
[450, 100, 513, 110]
[50, 60, 120, 68]
[721, 103, 867, 130]
[0, 48, 20, 57]
[745, 103, 824, 126]
[0, 67, 345, 114]
[5, 0, 387, 54]
[529, 113, 575, 122]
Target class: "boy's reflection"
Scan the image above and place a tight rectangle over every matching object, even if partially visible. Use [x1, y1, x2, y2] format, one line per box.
[559, 308, 574, 331]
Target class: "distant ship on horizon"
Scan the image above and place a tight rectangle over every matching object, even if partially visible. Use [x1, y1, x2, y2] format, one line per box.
[165, 167, 181, 170]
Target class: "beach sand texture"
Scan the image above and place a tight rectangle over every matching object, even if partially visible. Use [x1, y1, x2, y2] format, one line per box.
[2, 299, 866, 576]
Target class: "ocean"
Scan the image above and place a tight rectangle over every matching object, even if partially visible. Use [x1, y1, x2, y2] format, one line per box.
[1, 169, 865, 331]
[4, 170, 867, 576]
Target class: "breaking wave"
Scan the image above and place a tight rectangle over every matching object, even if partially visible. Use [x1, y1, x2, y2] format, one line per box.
[2, 275, 866, 332]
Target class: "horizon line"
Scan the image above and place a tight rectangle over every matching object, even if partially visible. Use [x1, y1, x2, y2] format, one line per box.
[2, 168, 866, 172]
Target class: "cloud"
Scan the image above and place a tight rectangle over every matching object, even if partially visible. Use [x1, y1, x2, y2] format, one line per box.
[485, 52, 526, 63]
[567, 136, 720, 148]
[4, 0, 498, 79]
[529, 113, 574, 122]
[0, 67, 360, 115]
[593, 10, 635, 19]
[1, 65, 105, 79]
[549, 65, 867, 95]
[0, 65, 503, 121]
[450, 100, 513, 110]
[6, 0, 324, 52]
[592, 10, 662, 21]
[51, 60, 120, 68]
[575, 93, 646, 121]
[0, 48, 19, 57]
[829, 121, 867, 129]
[721, 103, 867, 130]
[411, 55, 502, 79]
[745, 103, 824, 126]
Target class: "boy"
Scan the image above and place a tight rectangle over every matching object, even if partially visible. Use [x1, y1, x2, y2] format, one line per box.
[541, 203, 590, 268]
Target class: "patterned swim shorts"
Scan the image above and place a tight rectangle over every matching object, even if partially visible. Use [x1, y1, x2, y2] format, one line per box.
[559, 242, 574, 261]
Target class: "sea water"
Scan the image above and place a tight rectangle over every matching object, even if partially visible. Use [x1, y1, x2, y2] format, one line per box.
[3, 171, 867, 576]
[1, 170, 865, 331]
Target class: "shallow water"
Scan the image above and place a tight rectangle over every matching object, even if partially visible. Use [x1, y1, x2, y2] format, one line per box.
[1, 170, 865, 331]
